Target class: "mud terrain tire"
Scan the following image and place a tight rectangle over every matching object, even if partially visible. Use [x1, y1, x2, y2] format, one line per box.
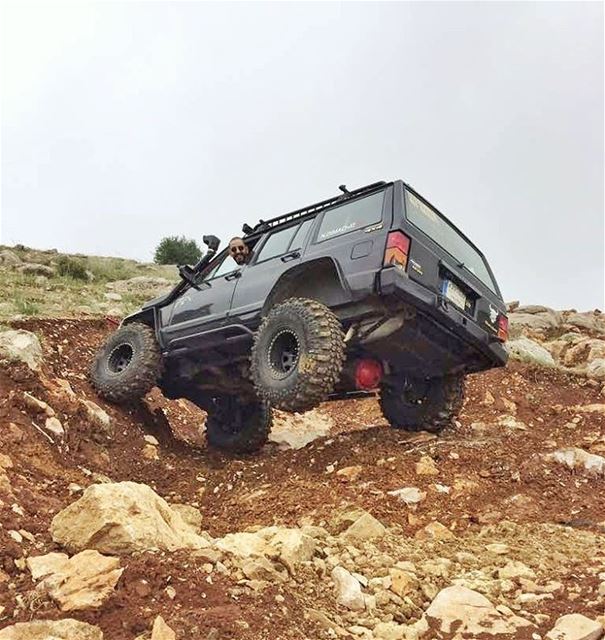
[251, 297, 345, 412]
[379, 374, 465, 433]
[90, 323, 162, 403]
[205, 396, 272, 453]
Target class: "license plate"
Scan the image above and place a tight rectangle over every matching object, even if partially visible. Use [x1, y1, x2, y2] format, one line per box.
[443, 280, 467, 310]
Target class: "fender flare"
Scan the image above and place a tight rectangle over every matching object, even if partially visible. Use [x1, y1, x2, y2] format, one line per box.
[262, 257, 352, 315]
[121, 307, 162, 345]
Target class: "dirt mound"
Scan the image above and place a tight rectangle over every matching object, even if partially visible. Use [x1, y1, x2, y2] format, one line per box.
[1, 318, 605, 638]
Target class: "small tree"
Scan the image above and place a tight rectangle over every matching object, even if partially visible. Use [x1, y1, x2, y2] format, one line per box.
[154, 236, 202, 265]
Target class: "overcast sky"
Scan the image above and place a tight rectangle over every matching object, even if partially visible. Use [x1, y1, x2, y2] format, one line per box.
[1, 1, 603, 310]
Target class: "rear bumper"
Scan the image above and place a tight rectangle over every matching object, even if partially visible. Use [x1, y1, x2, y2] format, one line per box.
[378, 268, 508, 368]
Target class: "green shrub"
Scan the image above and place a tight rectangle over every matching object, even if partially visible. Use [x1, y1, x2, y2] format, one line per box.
[86, 257, 136, 282]
[154, 236, 202, 265]
[14, 296, 40, 316]
[56, 255, 89, 280]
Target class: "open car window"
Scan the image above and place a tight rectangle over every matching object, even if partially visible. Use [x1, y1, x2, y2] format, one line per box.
[203, 252, 238, 281]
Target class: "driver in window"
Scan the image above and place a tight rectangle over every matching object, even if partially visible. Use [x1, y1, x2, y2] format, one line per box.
[228, 237, 251, 265]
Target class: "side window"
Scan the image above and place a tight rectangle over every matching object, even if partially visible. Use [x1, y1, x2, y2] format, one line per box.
[255, 225, 298, 262]
[315, 191, 384, 242]
[206, 253, 238, 280]
[289, 218, 315, 251]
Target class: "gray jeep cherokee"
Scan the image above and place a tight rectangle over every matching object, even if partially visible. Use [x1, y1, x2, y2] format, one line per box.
[90, 181, 508, 452]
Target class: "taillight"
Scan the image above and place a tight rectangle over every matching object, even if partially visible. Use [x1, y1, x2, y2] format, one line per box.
[384, 231, 410, 270]
[497, 315, 508, 342]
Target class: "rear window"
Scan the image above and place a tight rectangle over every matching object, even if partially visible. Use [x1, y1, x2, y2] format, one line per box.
[404, 190, 497, 292]
[316, 191, 384, 242]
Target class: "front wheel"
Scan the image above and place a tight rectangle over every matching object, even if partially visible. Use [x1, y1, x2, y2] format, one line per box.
[90, 322, 163, 403]
[379, 374, 465, 434]
[205, 396, 272, 454]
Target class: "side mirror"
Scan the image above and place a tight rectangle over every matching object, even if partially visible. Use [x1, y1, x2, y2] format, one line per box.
[202, 235, 220, 252]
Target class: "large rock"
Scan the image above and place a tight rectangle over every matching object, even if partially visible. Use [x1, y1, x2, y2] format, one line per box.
[268, 528, 316, 573]
[27, 552, 71, 580]
[0, 619, 103, 640]
[545, 614, 603, 640]
[389, 569, 417, 597]
[215, 525, 316, 574]
[563, 338, 605, 368]
[419, 585, 532, 636]
[416, 455, 439, 476]
[23, 393, 55, 416]
[16, 263, 55, 277]
[240, 555, 285, 582]
[341, 512, 386, 543]
[151, 616, 176, 640]
[269, 409, 333, 449]
[544, 333, 584, 361]
[506, 337, 556, 367]
[50, 481, 210, 554]
[215, 530, 271, 558]
[509, 309, 560, 336]
[415, 521, 455, 541]
[497, 560, 536, 580]
[515, 305, 554, 314]
[170, 503, 203, 533]
[564, 312, 605, 335]
[331, 566, 365, 610]
[28, 550, 123, 611]
[546, 447, 605, 477]
[587, 358, 605, 380]
[81, 400, 113, 437]
[0, 330, 43, 370]
[373, 622, 407, 640]
[387, 487, 426, 505]
[44, 416, 64, 438]
[0, 249, 22, 266]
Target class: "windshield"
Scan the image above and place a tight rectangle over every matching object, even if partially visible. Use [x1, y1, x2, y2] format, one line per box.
[404, 189, 497, 293]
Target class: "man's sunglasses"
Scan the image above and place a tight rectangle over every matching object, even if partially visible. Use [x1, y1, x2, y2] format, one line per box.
[229, 244, 247, 255]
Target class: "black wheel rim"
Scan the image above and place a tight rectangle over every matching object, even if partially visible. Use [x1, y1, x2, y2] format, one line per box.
[267, 329, 300, 378]
[398, 378, 430, 407]
[214, 397, 250, 434]
[107, 343, 134, 374]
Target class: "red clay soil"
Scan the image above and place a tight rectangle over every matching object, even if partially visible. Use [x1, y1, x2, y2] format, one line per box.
[1, 318, 605, 638]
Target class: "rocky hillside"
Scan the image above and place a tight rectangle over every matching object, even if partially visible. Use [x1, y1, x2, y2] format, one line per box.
[0, 245, 176, 321]
[0, 247, 604, 639]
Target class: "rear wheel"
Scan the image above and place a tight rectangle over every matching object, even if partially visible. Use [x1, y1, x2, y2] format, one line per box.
[379, 374, 465, 434]
[90, 323, 162, 403]
[251, 297, 345, 412]
[205, 395, 272, 453]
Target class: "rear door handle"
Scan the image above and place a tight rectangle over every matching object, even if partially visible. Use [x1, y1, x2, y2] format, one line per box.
[225, 271, 241, 281]
[281, 251, 300, 263]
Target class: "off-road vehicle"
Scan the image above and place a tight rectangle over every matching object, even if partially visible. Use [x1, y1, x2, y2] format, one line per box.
[91, 181, 508, 452]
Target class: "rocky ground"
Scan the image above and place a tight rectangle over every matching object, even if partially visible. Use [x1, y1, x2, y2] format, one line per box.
[0, 250, 604, 639]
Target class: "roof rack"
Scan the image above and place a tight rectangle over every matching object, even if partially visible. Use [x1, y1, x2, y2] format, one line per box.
[244, 181, 387, 236]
